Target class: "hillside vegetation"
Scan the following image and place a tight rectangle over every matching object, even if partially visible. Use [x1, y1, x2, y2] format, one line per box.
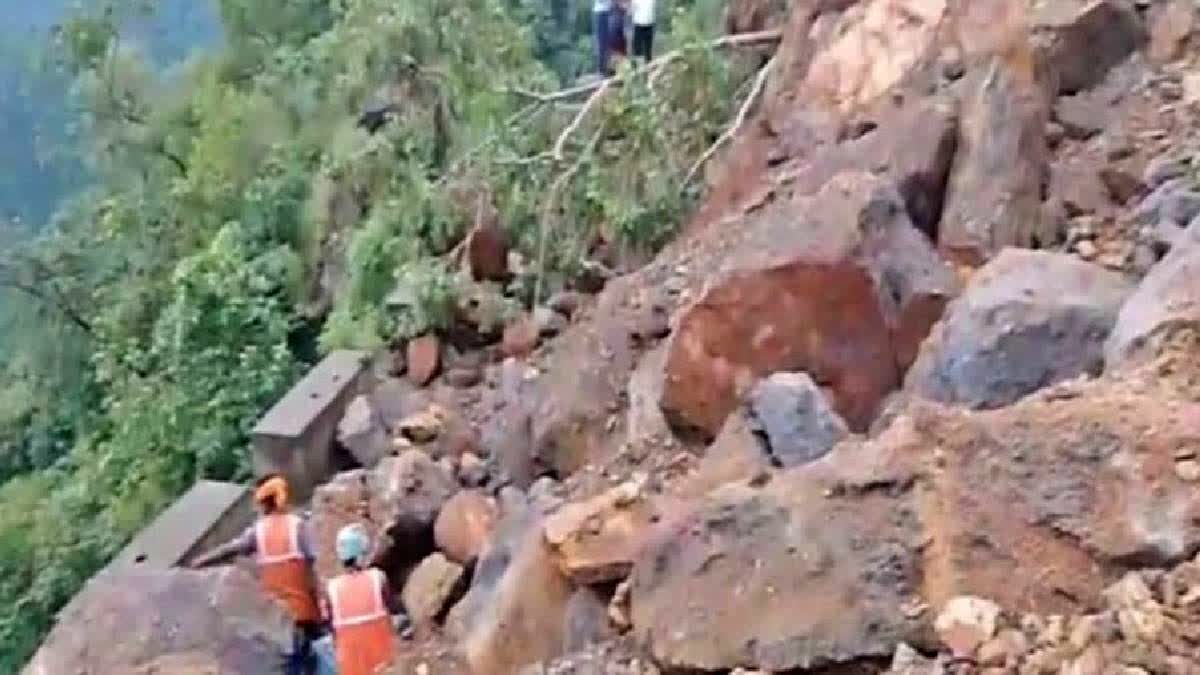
[0, 0, 758, 669]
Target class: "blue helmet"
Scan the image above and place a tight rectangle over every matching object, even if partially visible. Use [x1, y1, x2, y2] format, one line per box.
[335, 524, 370, 566]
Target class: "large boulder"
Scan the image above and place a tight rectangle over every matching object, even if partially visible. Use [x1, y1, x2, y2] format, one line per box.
[1106, 238, 1200, 368]
[747, 371, 850, 467]
[434, 489, 500, 565]
[633, 365, 1200, 672]
[630, 467, 927, 672]
[337, 394, 390, 468]
[402, 553, 467, 627]
[448, 498, 574, 675]
[906, 249, 1134, 409]
[1031, 0, 1146, 95]
[24, 566, 289, 675]
[661, 172, 959, 438]
[531, 276, 646, 476]
[938, 54, 1053, 266]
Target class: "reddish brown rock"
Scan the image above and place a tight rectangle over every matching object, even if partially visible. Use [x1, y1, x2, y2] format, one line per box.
[435, 490, 500, 565]
[502, 314, 540, 359]
[939, 54, 1054, 266]
[661, 172, 959, 437]
[634, 365, 1200, 672]
[407, 335, 442, 386]
[1098, 166, 1143, 205]
[24, 566, 289, 675]
[466, 222, 509, 282]
[543, 483, 690, 585]
[402, 553, 467, 626]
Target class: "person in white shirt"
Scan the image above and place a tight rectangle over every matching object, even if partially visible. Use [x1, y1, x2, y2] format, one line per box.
[594, 0, 613, 74]
[631, 0, 655, 61]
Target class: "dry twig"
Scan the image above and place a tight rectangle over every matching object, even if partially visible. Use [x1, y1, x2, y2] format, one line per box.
[683, 54, 775, 188]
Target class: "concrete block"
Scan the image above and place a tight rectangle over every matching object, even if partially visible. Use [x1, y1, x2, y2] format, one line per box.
[253, 350, 372, 500]
[115, 480, 253, 569]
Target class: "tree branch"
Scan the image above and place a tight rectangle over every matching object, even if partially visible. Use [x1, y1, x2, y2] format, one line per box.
[536, 126, 606, 303]
[683, 54, 775, 188]
[552, 80, 610, 161]
[511, 29, 782, 103]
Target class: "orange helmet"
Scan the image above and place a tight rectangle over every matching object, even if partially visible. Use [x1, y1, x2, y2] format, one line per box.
[254, 475, 289, 510]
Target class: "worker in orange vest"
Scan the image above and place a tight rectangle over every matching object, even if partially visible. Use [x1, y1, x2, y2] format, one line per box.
[323, 524, 401, 675]
[192, 474, 323, 675]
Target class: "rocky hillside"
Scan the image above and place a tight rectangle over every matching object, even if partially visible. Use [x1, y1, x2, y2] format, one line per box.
[24, 0, 1200, 673]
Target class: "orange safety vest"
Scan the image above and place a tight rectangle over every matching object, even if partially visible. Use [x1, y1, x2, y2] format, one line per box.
[255, 513, 321, 623]
[328, 568, 396, 675]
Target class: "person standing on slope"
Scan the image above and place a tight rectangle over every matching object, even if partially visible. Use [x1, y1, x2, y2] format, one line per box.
[631, 0, 655, 61]
[323, 524, 403, 675]
[191, 474, 323, 675]
[594, 0, 613, 74]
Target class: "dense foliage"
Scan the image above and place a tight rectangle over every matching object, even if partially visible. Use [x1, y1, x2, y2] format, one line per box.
[0, 0, 756, 669]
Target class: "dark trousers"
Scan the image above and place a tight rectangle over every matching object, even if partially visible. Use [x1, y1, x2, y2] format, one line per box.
[633, 24, 654, 61]
[594, 9, 611, 74]
[284, 621, 324, 675]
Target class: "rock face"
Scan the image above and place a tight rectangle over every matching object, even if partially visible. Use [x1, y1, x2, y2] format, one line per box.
[633, 365, 1200, 672]
[434, 490, 500, 565]
[906, 249, 1134, 409]
[661, 172, 959, 438]
[450, 500, 574, 675]
[337, 395, 390, 467]
[1106, 239, 1200, 368]
[631, 471, 927, 672]
[403, 553, 467, 627]
[24, 566, 289, 675]
[747, 372, 849, 467]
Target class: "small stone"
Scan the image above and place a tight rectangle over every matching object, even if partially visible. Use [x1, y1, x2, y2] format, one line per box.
[1183, 73, 1200, 106]
[415, 664, 429, 675]
[547, 291, 583, 317]
[1046, 121, 1066, 149]
[398, 405, 446, 443]
[407, 335, 442, 386]
[502, 314, 540, 358]
[1075, 239, 1098, 260]
[534, 306, 569, 337]
[1175, 458, 1200, 481]
[446, 367, 483, 388]
[457, 451, 488, 488]
[935, 596, 1002, 656]
[1099, 167, 1143, 205]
